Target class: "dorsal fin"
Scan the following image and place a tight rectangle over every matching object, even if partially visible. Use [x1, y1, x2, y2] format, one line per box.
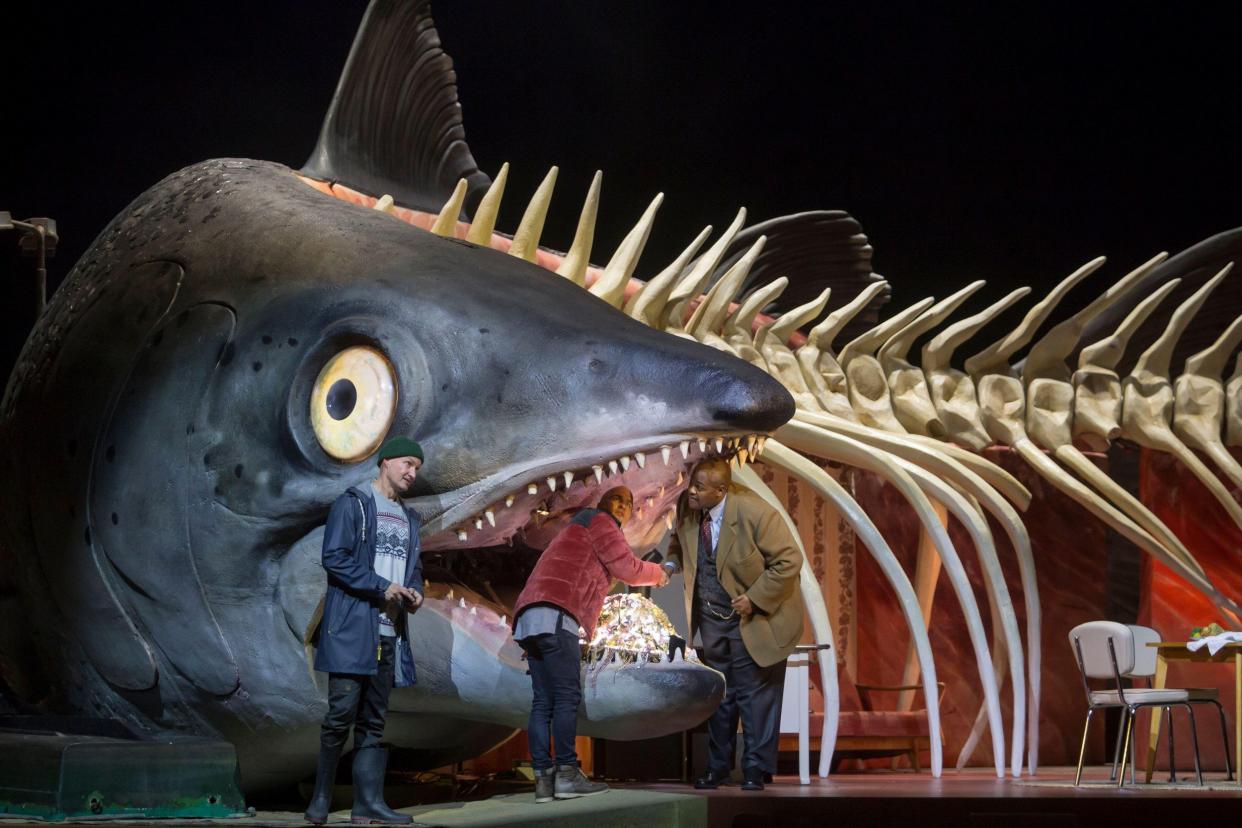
[712, 211, 889, 344]
[301, 0, 491, 216]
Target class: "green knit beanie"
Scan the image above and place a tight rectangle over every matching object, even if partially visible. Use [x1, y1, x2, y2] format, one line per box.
[376, 436, 424, 465]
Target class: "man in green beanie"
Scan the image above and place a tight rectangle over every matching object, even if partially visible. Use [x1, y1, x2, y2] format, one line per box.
[304, 436, 426, 826]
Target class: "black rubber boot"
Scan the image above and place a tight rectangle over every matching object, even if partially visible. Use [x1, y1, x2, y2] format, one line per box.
[350, 746, 412, 825]
[304, 742, 343, 824]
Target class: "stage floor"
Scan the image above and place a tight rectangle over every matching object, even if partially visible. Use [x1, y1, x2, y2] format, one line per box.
[5, 768, 1237, 826]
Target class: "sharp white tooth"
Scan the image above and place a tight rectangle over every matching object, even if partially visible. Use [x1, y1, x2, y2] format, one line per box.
[697, 438, 707, 452]
[665, 512, 674, 530]
[646, 497, 654, 508]
[676, 471, 684, 486]
[737, 448, 750, 465]
[659, 485, 666, 497]
[459, 597, 467, 609]
[457, 529, 468, 542]
[680, 440, 690, 459]
[564, 471, 574, 488]
[528, 483, 538, 495]
[636, 508, 644, 519]
[474, 517, 483, 530]
[661, 445, 671, 465]
[756, 436, 767, 456]
[505, 494, 516, 508]
[620, 456, 631, 471]
[447, 589, 455, 600]
[470, 606, 478, 615]
[635, 451, 646, 469]
[746, 434, 757, 454]
[715, 437, 724, 453]
[593, 465, 604, 483]
[608, 459, 619, 475]
[547, 476, 558, 492]
[485, 510, 496, 527]
[500, 615, 507, 626]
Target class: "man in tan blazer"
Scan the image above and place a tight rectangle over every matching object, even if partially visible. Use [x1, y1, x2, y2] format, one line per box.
[664, 457, 804, 790]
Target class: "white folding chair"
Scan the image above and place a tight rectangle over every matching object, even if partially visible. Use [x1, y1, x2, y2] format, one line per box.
[1069, 621, 1217, 787]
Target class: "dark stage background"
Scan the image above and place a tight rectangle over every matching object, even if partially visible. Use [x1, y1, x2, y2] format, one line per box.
[3, 1, 1241, 384]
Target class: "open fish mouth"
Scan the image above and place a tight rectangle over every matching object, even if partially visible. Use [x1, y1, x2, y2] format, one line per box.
[417, 430, 769, 551]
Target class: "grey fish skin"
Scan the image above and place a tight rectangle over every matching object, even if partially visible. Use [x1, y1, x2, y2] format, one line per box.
[0, 157, 791, 789]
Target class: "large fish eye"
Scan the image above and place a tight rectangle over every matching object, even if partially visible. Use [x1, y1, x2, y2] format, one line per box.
[310, 346, 398, 462]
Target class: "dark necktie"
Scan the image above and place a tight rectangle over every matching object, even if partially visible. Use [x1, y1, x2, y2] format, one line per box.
[699, 510, 714, 561]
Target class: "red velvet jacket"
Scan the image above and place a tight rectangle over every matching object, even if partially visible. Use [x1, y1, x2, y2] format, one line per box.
[512, 509, 665, 639]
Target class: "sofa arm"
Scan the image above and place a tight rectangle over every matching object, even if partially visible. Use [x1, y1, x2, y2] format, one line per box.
[853, 682, 947, 711]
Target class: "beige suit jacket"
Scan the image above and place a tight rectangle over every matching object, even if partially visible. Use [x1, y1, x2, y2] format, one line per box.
[666, 484, 804, 668]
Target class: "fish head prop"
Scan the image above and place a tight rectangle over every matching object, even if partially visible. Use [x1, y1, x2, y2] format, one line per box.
[0, 1, 795, 792]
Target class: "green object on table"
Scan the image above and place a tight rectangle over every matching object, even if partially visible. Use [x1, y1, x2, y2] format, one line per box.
[1190, 622, 1226, 639]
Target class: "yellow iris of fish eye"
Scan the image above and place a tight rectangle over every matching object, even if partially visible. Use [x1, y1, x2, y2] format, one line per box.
[310, 346, 398, 462]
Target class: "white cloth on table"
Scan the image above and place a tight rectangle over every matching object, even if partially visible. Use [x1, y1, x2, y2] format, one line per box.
[1186, 630, 1242, 656]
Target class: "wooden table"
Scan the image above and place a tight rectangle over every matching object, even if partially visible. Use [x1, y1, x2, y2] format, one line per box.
[1143, 641, 1240, 784]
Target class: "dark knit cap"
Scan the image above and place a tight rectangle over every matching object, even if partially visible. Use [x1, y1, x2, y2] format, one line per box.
[376, 436, 424, 465]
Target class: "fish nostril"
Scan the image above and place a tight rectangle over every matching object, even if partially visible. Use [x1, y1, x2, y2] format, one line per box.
[326, 379, 357, 421]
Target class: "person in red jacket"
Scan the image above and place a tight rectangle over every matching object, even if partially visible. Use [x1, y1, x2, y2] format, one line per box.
[512, 486, 668, 803]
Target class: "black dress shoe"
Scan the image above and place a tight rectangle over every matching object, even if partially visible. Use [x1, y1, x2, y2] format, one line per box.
[693, 769, 731, 790]
[741, 769, 765, 791]
[763, 772, 773, 784]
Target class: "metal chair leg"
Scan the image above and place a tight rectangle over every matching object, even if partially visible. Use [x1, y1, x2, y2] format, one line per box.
[1184, 703, 1203, 786]
[1074, 708, 1095, 787]
[1116, 708, 1134, 789]
[1110, 707, 1125, 781]
[1210, 700, 1233, 781]
[1166, 706, 1176, 783]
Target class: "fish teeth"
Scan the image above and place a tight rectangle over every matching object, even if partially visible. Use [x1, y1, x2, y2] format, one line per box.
[593, 465, 604, 483]
[746, 434, 757, 454]
[756, 436, 767, 456]
[608, 459, 619, 475]
[457, 529, 468, 542]
[620, 456, 631, 472]
[714, 437, 724, 453]
[676, 471, 684, 486]
[697, 438, 707, 453]
[459, 597, 467, 609]
[737, 448, 749, 465]
[665, 511, 674, 530]
[470, 606, 478, 615]
[500, 614, 507, 626]
[680, 440, 690, 459]
[659, 485, 666, 497]
[646, 497, 654, 508]
[547, 476, 558, 492]
[505, 494, 516, 508]
[485, 510, 496, 527]
[447, 589, 455, 600]
[660, 445, 671, 465]
[528, 483, 538, 496]
[634, 451, 645, 469]
[564, 471, 574, 488]
[636, 508, 644, 520]
[474, 517, 483, 530]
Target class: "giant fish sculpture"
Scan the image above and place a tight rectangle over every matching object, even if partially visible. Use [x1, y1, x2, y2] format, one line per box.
[4, 0, 1242, 795]
[0, 0, 800, 792]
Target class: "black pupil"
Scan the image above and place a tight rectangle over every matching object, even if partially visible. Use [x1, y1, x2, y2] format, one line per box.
[326, 379, 358, 421]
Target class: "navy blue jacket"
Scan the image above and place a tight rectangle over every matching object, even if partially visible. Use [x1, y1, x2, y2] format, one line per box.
[313, 485, 422, 684]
